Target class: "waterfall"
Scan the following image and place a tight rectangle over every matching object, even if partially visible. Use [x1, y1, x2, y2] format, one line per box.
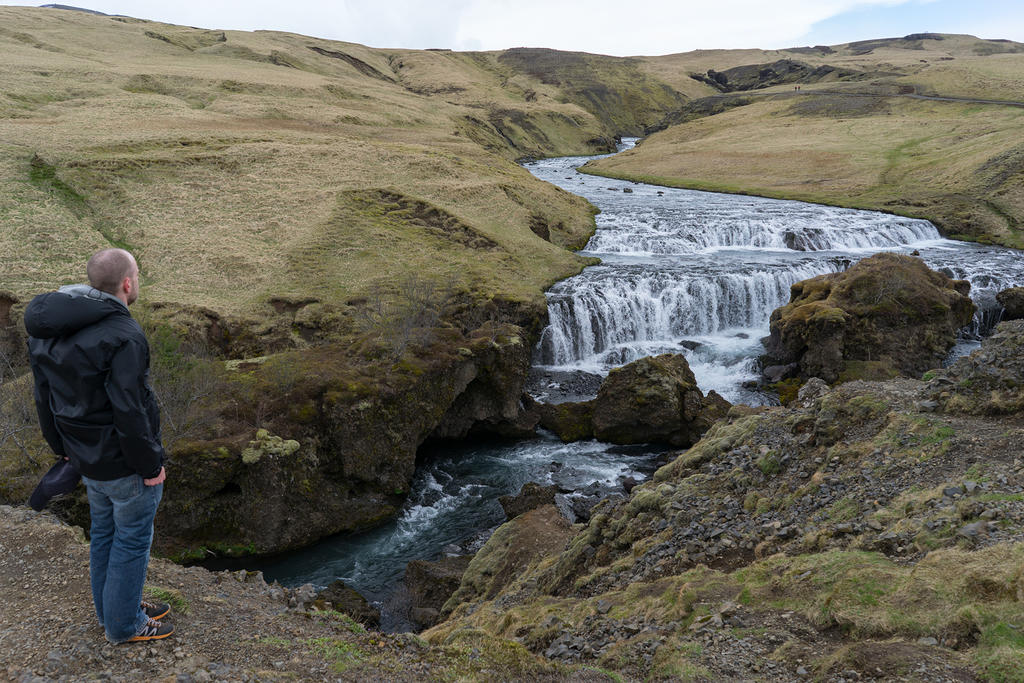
[586, 205, 940, 255]
[926, 257, 1020, 337]
[538, 259, 845, 366]
[257, 145, 1024, 628]
[526, 145, 1024, 396]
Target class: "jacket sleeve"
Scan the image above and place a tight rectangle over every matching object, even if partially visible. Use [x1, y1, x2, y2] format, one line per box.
[29, 358, 66, 458]
[105, 336, 165, 479]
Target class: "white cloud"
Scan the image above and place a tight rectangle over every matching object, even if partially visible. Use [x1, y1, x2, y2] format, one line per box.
[1, 0, 943, 54]
[453, 0, 915, 55]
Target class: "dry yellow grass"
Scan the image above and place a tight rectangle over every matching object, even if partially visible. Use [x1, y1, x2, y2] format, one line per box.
[0, 7, 617, 319]
[640, 34, 1024, 102]
[5, 13, 1023, 318]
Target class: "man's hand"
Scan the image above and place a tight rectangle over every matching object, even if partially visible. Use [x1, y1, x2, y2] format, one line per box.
[143, 466, 166, 486]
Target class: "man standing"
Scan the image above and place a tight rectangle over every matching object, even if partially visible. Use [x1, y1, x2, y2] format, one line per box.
[25, 248, 174, 643]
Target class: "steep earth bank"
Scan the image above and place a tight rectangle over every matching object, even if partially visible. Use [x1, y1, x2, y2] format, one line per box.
[427, 321, 1024, 681]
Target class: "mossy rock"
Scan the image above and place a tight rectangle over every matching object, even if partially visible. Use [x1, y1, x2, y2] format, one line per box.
[591, 354, 730, 446]
[996, 286, 1024, 320]
[763, 254, 975, 384]
[538, 400, 594, 442]
[443, 505, 573, 614]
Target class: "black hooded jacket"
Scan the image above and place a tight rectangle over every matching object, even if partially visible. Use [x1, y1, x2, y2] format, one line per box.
[24, 285, 164, 481]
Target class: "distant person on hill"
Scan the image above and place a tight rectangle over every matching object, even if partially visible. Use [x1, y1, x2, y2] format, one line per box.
[24, 248, 174, 643]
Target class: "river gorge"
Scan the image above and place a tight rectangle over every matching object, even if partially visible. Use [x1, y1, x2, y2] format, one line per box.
[247, 141, 1024, 632]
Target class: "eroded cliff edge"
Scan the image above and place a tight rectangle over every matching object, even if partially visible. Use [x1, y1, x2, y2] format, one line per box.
[428, 321, 1024, 681]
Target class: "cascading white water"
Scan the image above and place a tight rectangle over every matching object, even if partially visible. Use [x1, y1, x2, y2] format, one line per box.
[538, 258, 847, 366]
[527, 141, 1024, 401]
[922, 256, 1018, 337]
[585, 201, 940, 255]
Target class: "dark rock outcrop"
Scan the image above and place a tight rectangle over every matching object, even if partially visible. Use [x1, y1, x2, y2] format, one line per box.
[996, 286, 1024, 320]
[151, 323, 542, 560]
[405, 555, 472, 629]
[428, 329, 539, 440]
[928, 319, 1024, 415]
[592, 354, 731, 447]
[316, 580, 380, 627]
[500, 481, 558, 520]
[763, 362, 798, 383]
[538, 400, 594, 442]
[690, 59, 865, 93]
[762, 253, 975, 384]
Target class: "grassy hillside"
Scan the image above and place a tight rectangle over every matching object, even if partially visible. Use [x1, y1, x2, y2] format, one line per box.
[639, 33, 1024, 101]
[0, 6, 684, 321]
[589, 33, 1024, 248]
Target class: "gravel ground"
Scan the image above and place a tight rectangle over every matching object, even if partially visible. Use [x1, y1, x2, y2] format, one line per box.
[0, 505, 589, 682]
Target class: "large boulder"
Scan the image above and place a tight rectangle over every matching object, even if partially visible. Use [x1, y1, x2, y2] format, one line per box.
[591, 354, 731, 447]
[316, 580, 380, 627]
[538, 400, 594, 442]
[762, 253, 975, 384]
[404, 555, 472, 629]
[499, 481, 558, 519]
[996, 286, 1024, 321]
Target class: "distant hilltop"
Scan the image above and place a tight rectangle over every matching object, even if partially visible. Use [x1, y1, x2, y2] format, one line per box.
[39, 4, 107, 15]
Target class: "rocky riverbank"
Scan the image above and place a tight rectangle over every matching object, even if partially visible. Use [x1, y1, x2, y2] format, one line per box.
[425, 321, 1024, 681]
[2, 300, 548, 562]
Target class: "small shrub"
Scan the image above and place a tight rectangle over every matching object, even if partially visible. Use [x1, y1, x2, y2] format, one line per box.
[757, 452, 782, 476]
[144, 585, 189, 614]
[306, 637, 366, 673]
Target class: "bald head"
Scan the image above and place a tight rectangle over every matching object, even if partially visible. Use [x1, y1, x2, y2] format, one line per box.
[87, 248, 139, 304]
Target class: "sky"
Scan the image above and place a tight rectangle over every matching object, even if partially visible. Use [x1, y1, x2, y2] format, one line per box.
[5, 0, 1024, 56]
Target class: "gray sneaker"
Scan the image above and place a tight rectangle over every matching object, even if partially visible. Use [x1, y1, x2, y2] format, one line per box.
[141, 600, 170, 620]
[126, 617, 174, 642]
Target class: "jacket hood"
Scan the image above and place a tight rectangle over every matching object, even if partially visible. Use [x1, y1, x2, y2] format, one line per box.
[24, 284, 128, 339]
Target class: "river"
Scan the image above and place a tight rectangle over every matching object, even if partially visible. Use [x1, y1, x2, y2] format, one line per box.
[247, 140, 1024, 632]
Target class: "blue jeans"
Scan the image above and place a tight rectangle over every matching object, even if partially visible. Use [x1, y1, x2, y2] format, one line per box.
[82, 474, 162, 643]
